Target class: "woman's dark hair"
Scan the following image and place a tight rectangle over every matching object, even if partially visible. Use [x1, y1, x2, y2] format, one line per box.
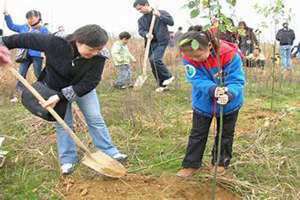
[238, 21, 248, 29]
[179, 30, 220, 51]
[26, 10, 41, 19]
[70, 24, 108, 48]
[119, 32, 131, 40]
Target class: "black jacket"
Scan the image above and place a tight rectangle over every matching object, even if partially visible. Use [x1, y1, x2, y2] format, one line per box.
[2, 33, 106, 100]
[138, 10, 174, 45]
[276, 28, 295, 46]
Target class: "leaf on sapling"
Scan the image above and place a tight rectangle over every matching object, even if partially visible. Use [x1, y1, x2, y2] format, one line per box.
[191, 39, 200, 50]
[190, 9, 200, 18]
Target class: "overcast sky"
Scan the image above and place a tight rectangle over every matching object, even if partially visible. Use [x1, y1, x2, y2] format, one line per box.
[1, 0, 299, 43]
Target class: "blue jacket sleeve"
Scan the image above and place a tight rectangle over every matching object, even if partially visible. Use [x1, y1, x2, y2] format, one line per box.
[40, 26, 49, 34]
[4, 15, 25, 33]
[183, 59, 217, 96]
[159, 10, 174, 26]
[224, 54, 245, 99]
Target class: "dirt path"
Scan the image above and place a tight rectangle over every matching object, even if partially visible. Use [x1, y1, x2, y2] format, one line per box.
[58, 174, 239, 200]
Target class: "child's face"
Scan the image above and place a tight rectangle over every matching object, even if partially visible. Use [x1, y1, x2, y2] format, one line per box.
[135, 4, 151, 14]
[76, 42, 103, 59]
[27, 16, 40, 26]
[253, 49, 260, 56]
[181, 46, 211, 62]
[121, 38, 129, 45]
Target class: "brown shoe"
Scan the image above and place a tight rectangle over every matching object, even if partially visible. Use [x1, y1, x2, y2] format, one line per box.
[176, 168, 199, 178]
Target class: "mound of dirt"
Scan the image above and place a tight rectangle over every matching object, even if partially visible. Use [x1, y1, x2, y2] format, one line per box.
[58, 174, 239, 200]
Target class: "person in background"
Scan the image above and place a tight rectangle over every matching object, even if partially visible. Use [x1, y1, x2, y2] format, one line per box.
[174, 26, 183, 45]
[276, 22, 295, 70]
[211, 17, 237, 44]
[111, 31, 136, 89]
[3, 9, 49, 102]
[237, 21, 258, 56]
[134, 0, 175, 92]
[168, 31, 175, 48]
[291, 42, 300, 59]
[53, 25, 66, 38]
[246, 47, 266, 69]
[0, 28, 3, 36]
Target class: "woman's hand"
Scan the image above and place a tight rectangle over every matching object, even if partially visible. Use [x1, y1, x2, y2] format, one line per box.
[40, 95, 60, 109]
[0, 46, 12, 66]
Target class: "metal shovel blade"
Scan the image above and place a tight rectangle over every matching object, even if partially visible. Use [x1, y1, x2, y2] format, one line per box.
[134, 75, 147, 89]
[82, 151, 127, 178]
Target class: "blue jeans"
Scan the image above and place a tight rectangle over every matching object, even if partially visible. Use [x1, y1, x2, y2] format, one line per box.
[55, 89, 120, 164]
[115, 64, 132, 87]
[149, 42, 172, 87]
[16, 56, 43, 92]
[279, 45, 292, 69]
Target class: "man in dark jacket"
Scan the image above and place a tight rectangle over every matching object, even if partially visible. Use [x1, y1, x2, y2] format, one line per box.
[134, 0, 175, 92]
[276, 22, 295, 70]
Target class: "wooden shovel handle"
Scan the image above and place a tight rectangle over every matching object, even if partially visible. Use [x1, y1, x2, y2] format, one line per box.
[142, 14, 156, 76]
[8, 67, 92, 155]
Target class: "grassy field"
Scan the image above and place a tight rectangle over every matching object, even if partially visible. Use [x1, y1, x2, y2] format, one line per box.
[0, 48, 299, 199]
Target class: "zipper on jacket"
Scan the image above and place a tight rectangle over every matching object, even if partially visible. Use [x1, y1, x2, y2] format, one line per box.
[71, 56, 81, 67]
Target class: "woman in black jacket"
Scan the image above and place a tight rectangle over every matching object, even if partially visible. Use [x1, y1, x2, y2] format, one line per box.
[237, 21, 259, 56]
[0, 24, 127, 174]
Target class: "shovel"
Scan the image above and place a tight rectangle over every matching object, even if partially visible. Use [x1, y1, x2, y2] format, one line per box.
[8, 67, 127, 178]
[134, 14, 156, 89]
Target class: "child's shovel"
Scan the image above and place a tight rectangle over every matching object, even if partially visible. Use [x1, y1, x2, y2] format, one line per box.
[134, 14, 156, 89]
[8, 67, 127, 178]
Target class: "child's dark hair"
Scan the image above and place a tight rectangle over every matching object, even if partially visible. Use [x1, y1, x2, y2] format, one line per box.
[70, 24, 108, 48]
[179, 30, 220, 51]
[254, 47, 261, 52]
[133, 0, 149, 7]
[119, 32, 131, 40]
[187, 25, 203, 32]
[26, 10, 41, 19]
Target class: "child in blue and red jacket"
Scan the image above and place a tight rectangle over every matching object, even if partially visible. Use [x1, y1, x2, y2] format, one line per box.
[176, 31, 245, 178]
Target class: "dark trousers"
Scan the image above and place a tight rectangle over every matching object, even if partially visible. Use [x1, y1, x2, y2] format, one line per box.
[149, 42, 172, 87]
[182, 110, 239, 169]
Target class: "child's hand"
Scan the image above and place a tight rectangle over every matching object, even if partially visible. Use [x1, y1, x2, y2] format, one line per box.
[39, 95, 60, 109]
[214, 87, 228, 98]
[217, 94, 229, 105]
